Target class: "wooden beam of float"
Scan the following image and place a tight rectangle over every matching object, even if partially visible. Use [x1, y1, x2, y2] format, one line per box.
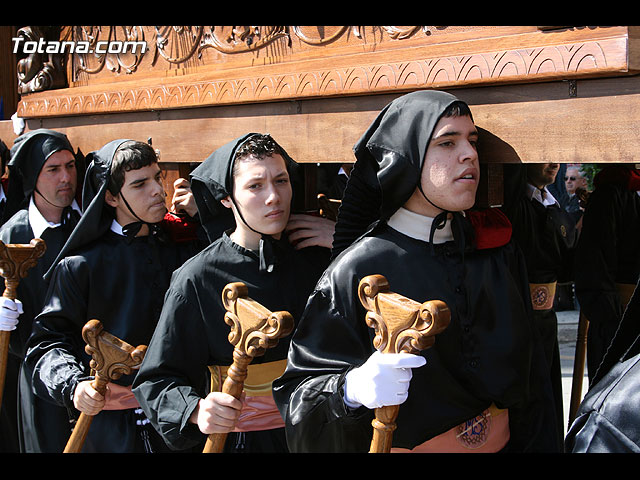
[6, 79, 640, 170]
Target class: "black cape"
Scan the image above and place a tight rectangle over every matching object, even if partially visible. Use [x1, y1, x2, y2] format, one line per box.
[133, 133, 330, 452]
[566, 278, 640, 452]
[0, 129, 82, 453]
[501, 163, 578, 445]
[25, 230, 199, 452]
[272, 90, 560, 452]
[573, 165, 640, 384]
[23, 139, 202, 452]
[132, 232, 329, 451]
[0, 210, 79, 453]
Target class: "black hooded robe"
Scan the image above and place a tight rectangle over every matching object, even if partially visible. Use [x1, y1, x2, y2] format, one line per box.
[573, 165, 640, 385]
[23, 139, 202, 453]
[501, 164, 578, 445]
[565, 277, 640, 452]
[0, 129, 82, 453]
[272, 91, 560, 453]
[132, 134, 330, 452]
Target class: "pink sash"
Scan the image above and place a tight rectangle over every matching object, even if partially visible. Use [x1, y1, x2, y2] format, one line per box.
[209, 359, 287, 432]
[103, 383, 140, 411]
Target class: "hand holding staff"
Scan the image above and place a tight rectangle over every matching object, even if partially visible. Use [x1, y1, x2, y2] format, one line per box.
[357, 274, 451, 453]
[0, 238, 46, 409]
[202, 282, 294, 453]
[64, 320, 146, 453]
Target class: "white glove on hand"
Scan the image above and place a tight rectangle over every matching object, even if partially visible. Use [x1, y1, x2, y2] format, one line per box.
[343, 351, 426, 410]
[0, 297, 23, 332]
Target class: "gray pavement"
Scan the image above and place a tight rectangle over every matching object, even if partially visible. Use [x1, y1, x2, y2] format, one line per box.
[558, 309, 588, 436]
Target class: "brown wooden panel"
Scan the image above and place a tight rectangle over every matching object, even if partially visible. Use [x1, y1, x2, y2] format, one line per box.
[16, 26, 637, 118]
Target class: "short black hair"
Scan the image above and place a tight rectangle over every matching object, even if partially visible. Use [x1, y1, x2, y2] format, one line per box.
[108, 141, 158, 195]
[232, 134, 285, 178]
[442, 100, 473, 121]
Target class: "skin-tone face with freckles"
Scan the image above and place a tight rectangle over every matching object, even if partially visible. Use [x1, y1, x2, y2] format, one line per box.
[221, 153, 292, 251]
[403, 114, 480, 217]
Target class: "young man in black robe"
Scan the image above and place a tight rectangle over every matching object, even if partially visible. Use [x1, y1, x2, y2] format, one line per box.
[272, 90, 560, 453]
[501, 162, 578, 444]
[23, 139, 202, 453]
[0, 129, 83, 453]
[132, 133, 331, 453]
[573, 164, 640, 384]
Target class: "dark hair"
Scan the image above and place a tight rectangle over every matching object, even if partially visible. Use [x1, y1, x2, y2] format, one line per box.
[442, 100, 473, 121]
[232, 134, 285, 179]
[108, 141, 158, 194]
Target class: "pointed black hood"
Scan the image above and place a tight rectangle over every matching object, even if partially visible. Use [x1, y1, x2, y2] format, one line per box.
[3, 129, 83, 224]
[43, 139, 130, 281]
[189, 133, 305, 244]
[332, 90, 466, 257]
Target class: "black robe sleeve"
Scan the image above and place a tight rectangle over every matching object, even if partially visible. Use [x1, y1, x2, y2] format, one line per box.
[24, 257, 91, 413]
[273, 224, 560, 453]
[574, 184, 640, 326]
[132, 284, 211, 451]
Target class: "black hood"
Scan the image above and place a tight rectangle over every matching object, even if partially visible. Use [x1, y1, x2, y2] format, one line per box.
[3, 129, 83, 224]
[332, 90, 464, 257]
[189, 133, 305, 244]
[44, 139, 130, 281]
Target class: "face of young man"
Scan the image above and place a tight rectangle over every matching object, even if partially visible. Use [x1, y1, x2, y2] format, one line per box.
[526, 163, 560, 189]
[404, 114, 479, 217]
[221, 153, 292, 250]
[34, 149, 77, 219]
[106, 162, 167, 227]
[36, 150, 78, 208]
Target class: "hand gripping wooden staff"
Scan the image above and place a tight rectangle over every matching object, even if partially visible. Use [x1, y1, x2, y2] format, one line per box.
[358, 274, 451, 453]
[202, 282, 294, 453]
[0, 238, 46, 409]
[64, 319, 147, 453]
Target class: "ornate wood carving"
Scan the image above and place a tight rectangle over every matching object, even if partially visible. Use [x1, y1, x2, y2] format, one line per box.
[64, 319, 147, 453]
[15, 26, 68, 94]
[16, 26, 634, 118]
[358, 274, 451, 453]
[202, 282, 294, 453]
[0, 238, 46, 408]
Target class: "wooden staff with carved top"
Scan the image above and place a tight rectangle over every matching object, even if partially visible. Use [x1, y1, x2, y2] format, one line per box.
[358, 274, 451, 453]
[202, 282, 294, 453]
[63, 319, 147, 453]
[0, 238, 46, 409]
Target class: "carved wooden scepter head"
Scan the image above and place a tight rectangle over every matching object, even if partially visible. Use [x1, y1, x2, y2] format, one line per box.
[63, 320, 147, 453]
[0, 238, 46, 409]
[202, 282, 294, 453]
[358, 274, 451, 453]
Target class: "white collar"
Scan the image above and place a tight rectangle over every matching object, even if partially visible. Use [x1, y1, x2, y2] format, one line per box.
[387, 207, 454, 244]
[110, 219, 125, 236]
[525, 183, 559, 207]
[28, 196, 81, 239]
[0, 185, 6, 204]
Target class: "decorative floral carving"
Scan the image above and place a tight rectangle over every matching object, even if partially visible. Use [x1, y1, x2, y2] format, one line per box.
[16, 26, 627, 118]
[15, 26, 67, 94]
